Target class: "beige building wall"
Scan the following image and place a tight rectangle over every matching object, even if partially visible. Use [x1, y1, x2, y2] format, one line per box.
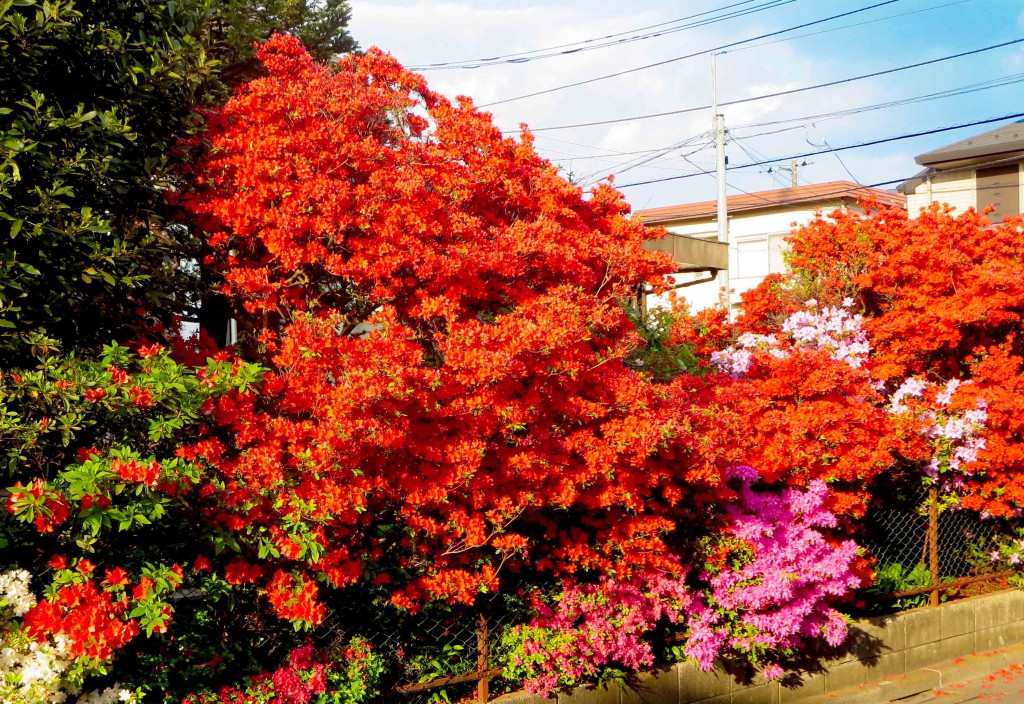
[906, 169, 978, 214]
[906, 163, 1024, 216]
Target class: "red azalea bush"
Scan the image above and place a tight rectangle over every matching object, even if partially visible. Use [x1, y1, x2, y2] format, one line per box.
[180, 33, 711, 612]
[740, 203, 1024, 517]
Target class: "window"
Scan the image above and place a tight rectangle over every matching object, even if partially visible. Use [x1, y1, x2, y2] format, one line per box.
[976, 164, 1020, 223]
[768, 233, 788, 274]
[736, 237, 769, 279]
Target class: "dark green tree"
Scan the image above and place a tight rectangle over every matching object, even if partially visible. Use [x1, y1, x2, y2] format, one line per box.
[0, 0, 356, 360]
[218, 0, 357, 65]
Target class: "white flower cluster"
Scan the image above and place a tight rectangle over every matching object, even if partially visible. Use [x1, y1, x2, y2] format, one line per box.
[1, 633, 72, 704]
[0, 569, 36, 617]
[780, 298, 869, 369]
[711, 299, 869, 378]
[887, 378, 988, 493]
[888, 376, 929, 414]
[710, 333, 783, 377]
[77, 687, 136, 704]
[0, 570, 138, 704]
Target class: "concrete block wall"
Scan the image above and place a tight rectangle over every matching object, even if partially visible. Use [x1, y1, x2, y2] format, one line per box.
[498, 589, 1024, 704]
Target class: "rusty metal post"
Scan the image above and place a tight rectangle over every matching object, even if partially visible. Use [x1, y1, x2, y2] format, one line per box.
[477, 613, 489, 703]
[928, 485, 940, 607]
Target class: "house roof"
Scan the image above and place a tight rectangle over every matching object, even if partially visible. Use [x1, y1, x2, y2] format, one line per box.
[634, 181, 906, 225]
[914, 119, 1024, 168]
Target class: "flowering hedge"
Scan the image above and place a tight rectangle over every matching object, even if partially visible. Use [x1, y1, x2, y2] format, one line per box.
[501, 470, 859, 693]
[1, 568, 138, 704]
[6, 31, 1024, 704]
[739, 203, 1024, 516]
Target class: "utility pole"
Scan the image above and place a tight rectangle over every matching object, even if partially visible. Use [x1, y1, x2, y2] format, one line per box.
[791, 160, 799, 187]
[711, 52, 730, 314]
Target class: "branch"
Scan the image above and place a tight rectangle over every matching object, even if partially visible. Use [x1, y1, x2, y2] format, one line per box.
[441, 508, 525, 556]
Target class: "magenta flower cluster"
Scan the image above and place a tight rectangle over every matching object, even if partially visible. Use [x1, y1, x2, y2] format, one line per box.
[501, 575, 692, 695]
[501, 470, 860, 694]
[683, 468, 859, 673]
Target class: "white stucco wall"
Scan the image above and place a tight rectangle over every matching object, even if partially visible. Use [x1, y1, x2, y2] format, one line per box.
[646, 204, 840, 314]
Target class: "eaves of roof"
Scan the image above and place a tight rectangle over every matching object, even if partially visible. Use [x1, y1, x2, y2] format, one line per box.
[915, 119, 1024, 168]
[634, 181, 906, 225]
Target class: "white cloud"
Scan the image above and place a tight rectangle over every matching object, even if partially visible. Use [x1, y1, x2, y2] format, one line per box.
[347, 1, 989, 208]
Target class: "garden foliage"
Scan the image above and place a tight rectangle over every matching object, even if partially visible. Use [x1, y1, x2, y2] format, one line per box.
[0, 0, 215, 354]
[6, 28, 1024, 704]
[0, 0, 356, 357]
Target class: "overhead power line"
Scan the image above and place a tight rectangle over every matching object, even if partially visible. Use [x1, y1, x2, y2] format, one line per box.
[410, 0, 766, 68]
[577, 137, 715, 186]
[540, 144, 700, 160]
[615, 111, 1024, 188]
[480, 0, 904, 107]
[727, 0, 973, 53]
[533, 134, 660, 153]
[509, 37, 1024, 133]
[409, 0, 798, 70]
[667, 145, 897, 211]
[538, 71, 1024, 176]
[540, 71, 1024, 190]
[731, 137, 793, 188]
[729, 71, 1024, 137]
[830, 146, 862, 185]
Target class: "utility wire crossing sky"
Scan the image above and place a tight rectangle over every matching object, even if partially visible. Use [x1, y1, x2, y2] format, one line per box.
[350, 0, 1024, 208]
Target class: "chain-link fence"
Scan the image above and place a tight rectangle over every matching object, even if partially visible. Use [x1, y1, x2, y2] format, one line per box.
[861, 484, 1013, 609]
[297, 588, 540, 704]
[363, 486, 1019, 703]
[201, 483, 1020, 704]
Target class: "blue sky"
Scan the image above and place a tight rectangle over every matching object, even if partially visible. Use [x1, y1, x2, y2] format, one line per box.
[349, 0, 1024, 210]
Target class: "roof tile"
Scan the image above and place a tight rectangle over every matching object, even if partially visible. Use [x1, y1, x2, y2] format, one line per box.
[634, 180, 906, 224]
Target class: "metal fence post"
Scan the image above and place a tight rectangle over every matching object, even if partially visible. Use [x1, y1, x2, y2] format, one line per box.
[928, 485, 940, 607]
[477, 613, 489, 703]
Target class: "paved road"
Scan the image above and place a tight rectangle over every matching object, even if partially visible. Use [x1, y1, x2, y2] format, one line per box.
[897, 662, 1024, 702]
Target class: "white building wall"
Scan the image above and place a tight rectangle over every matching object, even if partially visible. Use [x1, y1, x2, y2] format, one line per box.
[647, 205, 832, 314]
